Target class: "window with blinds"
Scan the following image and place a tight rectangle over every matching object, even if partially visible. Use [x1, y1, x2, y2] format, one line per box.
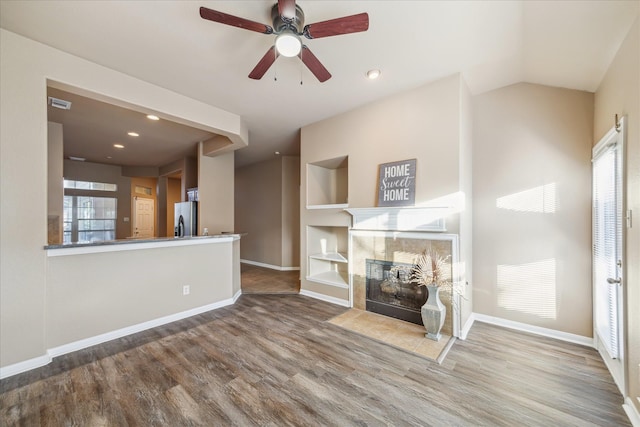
[592, 143, 622, 360]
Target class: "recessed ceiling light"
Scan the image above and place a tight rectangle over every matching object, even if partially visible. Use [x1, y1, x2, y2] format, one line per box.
[107, 156, 113, 159]
[114, 144, 125, 149]
[146, 115, 160, 121]
[275, 151, 280, 155]
[127, 132, 139, 137]
[366, 69, 381, 80]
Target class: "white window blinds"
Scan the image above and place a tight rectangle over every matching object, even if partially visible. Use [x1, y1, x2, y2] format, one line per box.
[592, 144, 621, 360]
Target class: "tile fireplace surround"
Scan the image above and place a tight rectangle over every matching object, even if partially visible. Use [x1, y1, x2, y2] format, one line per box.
[346, 207, 460, 337]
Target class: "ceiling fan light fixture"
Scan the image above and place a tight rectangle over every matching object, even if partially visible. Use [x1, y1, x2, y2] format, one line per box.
[275, 31, 301, 57]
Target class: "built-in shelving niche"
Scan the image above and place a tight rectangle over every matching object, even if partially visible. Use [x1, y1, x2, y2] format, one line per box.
[306, 155, 348, 209]
[306, 225, 349, 288]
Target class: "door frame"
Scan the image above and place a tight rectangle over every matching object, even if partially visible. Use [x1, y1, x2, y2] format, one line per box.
[592, 116, 627, 395]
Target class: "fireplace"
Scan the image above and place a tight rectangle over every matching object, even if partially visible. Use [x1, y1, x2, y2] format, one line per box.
[366, 259, 427, 325]
[346, 206, 460, 337]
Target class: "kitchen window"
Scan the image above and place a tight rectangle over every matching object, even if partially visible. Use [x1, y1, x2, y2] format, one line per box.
[62, 179, 118, 243]
[63, 179, 118, 243]
[64, 179, 117, 191]
[63, 196, 117, 243]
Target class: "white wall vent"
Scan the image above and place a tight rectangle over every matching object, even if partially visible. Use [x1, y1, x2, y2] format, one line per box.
[48, 97, 72, 110]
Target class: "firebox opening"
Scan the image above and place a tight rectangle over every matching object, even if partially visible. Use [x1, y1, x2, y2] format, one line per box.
[365, 259, 427, 325]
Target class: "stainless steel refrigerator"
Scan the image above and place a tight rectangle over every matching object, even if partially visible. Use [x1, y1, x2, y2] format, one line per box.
[174, 201, 197, 237]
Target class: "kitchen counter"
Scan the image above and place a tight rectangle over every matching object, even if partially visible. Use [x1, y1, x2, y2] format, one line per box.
[45, 234, 244, 257]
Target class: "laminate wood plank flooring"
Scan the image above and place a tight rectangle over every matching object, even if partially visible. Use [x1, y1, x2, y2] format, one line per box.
[241, 263, 300, 294]
[1, 294, 630, 426]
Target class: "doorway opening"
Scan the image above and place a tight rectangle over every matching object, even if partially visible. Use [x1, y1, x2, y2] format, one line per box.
[592, 116, 626, 394]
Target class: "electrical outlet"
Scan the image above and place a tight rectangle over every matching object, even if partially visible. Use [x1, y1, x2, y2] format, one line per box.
[182, 285, 190, 295]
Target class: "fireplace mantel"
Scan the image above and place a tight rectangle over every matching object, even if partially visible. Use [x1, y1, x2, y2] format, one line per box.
[345, 207, 447, 232]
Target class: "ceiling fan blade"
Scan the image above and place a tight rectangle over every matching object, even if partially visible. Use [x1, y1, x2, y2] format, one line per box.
[278, 0, 297, 20]
[299, 46, 331, 82]
[200, 7, 273, 34]
[303, 12, 369, 39]
[249, 46, 279, 80]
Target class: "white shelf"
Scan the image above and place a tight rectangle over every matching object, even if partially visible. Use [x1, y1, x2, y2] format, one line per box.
[306, 271, 349, 289]
[306, 221, 349, 292]
[309, 252, 348, 263]
[306, 203, 349, 210]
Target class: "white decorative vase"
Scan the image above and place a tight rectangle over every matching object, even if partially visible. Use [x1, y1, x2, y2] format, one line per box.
[421, 284, 446, 341]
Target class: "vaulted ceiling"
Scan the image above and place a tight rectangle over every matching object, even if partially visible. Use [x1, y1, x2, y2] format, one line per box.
[1, 1, 638, 167]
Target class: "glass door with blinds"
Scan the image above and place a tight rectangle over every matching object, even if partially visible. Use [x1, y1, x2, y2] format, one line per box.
[592, 117, 625, 393]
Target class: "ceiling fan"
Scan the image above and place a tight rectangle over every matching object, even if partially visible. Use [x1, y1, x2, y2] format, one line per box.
[199, 0, 369, 82]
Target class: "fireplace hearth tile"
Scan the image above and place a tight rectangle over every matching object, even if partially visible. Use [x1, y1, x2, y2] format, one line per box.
[327, 308, 362, 326]
[327, 309, 453, 362]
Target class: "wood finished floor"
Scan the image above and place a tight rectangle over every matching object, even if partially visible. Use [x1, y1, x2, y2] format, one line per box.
[1, 294, 629, 426]
[240, 263, 300, 294]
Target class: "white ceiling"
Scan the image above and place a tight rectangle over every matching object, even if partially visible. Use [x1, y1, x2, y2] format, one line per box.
[1, 1, 638, 168]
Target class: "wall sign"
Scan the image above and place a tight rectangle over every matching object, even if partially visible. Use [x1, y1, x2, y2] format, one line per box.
[377, 159, 416, 207]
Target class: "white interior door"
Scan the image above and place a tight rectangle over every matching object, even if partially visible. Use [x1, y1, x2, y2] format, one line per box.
[133, 197, 155, 238]
[592, 117, 625, 393]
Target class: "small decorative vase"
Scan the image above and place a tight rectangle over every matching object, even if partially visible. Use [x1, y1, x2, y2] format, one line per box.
[421, 284, 446, 341]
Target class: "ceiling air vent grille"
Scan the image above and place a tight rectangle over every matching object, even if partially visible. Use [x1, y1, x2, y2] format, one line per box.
[48, 96, 72, 110]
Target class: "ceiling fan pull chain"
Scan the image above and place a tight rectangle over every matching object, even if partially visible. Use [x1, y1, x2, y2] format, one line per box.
[274, 49, 278, 81]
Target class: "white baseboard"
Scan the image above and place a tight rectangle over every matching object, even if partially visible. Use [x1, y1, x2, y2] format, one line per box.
[1, 297, 236, 380]
[299, 289, 350, 307]
[232, 289, 242, 303]
[459, 312, 476, 340]
[241, 259, 300, 271]
[472, 313, 594, 347]
[0, 354, 52, 380]
[624, 397, 640, 427]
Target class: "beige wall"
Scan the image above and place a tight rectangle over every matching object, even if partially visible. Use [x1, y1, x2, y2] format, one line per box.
[594, 17, 639, 413]
[233, 155, 300, 269]
[235, 157, 284, 267]
[472, 83, 594, 337]
[167, 177, 181, 236]
[63, 160, 132, 239]
[46, 241, 236, 348]
[232, 239, 241, 296]
[47, 122, 64, 245]
[302, 74, 463, 209]
[0, 29, 243, 368]
[156, 176, 168, 238]
[197, 145, 234, 235]
[301, 74, 470, 311]
[183, 156, 198, 201]
[281, 156, 301, 268]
